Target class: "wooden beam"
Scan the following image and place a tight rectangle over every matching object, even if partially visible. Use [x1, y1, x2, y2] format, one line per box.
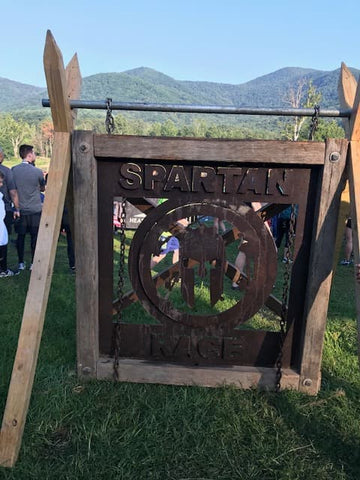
[333, 63, 355, 267]
[0, 31, 81, 467]
[94, 135, 326, 165]
[350, 73, 360, 142]
[338, 62, 360, 362]
[97, 357, 299, 390]
[338, 62, 357, 138]
[43, 30, 73, 133]
[72, 131, 99, 378]
[299, 138, 348, 394]
[349, 141, 360, 358]
[64, 54, 82, 242]
[65, 53, 82, 125]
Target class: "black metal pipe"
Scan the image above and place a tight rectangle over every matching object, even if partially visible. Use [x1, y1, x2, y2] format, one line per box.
[41, 98, 351, 118]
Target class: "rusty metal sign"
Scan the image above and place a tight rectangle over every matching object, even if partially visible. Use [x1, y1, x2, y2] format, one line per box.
[129, 198, 277, 330]
[97, 159, 313, 366]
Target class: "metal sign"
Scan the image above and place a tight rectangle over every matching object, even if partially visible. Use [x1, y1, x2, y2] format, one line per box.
[97, 158, 312, 367]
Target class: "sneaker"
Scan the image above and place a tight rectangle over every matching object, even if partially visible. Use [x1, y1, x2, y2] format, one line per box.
[29, 264, 33, 271]
[340, 259, 351, 266]
[18, 262, 26, 270]
[0, 269, 16, 278]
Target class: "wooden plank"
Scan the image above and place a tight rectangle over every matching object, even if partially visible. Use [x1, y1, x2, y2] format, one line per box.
[339, 62, 360, 361]
[94, 135, 326, 165]
[64, 54, 82, 241]
[0, 31, 81, 468]
[349, 141, 360, 358]
[65, 54, 82, 125]
[97, 357, 299, 390]
[299, 138, 348, 394]
[333, 63, 355, 268]
[72, 131, 99, 378]
[338, 62, 357, 138]
[43, 30, 73, 133]
[350, 76, 360, 142]
[0, 133, 71, 466]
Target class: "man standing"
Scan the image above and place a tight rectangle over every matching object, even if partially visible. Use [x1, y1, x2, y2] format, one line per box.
[0, 146, 20, 276]
[12, 145, 45, 270]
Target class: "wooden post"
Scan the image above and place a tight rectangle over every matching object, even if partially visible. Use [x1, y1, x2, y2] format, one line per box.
[338, 62, 360, 361]
[0, 30, 81, 467]
[72, 131, 99, 378]
[348, 73, 360, 361]
[333, 64, 356, 268]
[349, 142, 360, 355]
[299, 138, 348, 394]
[64, 53, 81, 239]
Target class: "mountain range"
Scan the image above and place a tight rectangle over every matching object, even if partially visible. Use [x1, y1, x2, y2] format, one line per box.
[0, 66, 359, 118]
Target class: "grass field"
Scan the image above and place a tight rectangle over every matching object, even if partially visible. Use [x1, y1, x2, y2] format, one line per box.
[3, 156, 50, 174]
[0, 229, 360, 479]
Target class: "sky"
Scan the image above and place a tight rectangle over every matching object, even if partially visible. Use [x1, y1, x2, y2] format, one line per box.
[1, 0, 360, 88]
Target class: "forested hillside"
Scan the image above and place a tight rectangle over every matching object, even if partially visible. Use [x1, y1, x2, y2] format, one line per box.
[1, 65, 359, 113]
[0, 65, 355, 159]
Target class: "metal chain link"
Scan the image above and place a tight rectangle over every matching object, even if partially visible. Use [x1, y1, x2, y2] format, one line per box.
[275, 204, 296, 392]
[308, 104, 320, 140]
[105, 98, 115, 135]
[113, 198, 127, 380]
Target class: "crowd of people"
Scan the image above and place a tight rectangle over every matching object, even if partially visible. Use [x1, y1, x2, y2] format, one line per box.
[0, 144, 74, 278]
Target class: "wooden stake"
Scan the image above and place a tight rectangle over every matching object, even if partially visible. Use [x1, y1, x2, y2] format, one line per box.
[338, 62, 360, 362]
[349, 141, 360, 357]
[338, 62, 357, 137]
[334, 63, 357, 267]
[0, 30, 81, 467]
[64, 53, 82, 242]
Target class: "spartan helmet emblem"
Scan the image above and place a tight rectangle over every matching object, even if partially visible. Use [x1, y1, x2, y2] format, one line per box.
[178, 224, 226, 308]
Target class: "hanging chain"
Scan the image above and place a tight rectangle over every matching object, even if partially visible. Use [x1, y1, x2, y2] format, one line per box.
[275, 204, 296, 392]
[113, 198, 127, 380]
[308, 104, 320, 141]
[105, 97, 115, 134]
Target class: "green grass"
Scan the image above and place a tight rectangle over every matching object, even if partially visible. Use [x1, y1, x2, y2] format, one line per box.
[1, 233, 360, 479]
[2, 156, 50, 173]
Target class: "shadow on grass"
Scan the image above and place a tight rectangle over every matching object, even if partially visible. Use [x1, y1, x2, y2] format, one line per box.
[265, 374, 360, 480]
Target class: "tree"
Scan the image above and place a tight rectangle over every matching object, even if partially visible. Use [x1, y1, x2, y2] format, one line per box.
[148, 122, 162, 136]
[33, 119, 54, 157]
[0, 114, 34, 158]
[309, 119, 345, 141]
[282, 79, 321, 141]
[113, 114, 131, 135]
[160, 119, 178, 137]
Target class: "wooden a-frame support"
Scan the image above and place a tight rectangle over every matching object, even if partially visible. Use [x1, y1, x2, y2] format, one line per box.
[0, 30, 81, 467]
[1, 31, 360, 467]
[338, 63, 360, 360]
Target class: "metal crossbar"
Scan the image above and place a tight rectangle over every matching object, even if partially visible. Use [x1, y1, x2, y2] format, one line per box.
[41, 99, 351, 118]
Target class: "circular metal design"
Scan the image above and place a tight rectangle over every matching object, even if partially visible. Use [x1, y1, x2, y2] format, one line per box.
[129, 198, 277, 329]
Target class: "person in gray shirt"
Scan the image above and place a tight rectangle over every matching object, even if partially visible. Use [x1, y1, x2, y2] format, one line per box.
[0, 146, 20, 276]
[12, 145, 45, 271]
